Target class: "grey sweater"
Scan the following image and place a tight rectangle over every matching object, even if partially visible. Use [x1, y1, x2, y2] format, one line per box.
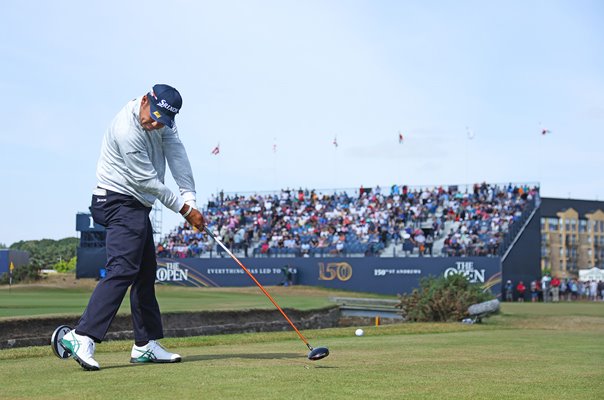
[96, 96, 196, 213]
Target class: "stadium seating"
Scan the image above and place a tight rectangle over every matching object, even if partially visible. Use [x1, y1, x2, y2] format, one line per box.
[157, 183, 539, 259]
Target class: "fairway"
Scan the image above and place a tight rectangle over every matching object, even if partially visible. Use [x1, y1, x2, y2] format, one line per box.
[1, 300, 603, 399]
[0, 278, 386, 319]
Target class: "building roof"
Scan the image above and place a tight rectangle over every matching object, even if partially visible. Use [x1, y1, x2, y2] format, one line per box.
[540, 197, 604, 219]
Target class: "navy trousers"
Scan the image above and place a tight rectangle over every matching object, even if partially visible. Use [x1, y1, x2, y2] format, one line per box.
[76, 189, 163, 343]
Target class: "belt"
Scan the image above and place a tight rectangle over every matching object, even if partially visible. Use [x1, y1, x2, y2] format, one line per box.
[93, 187, 107, 196]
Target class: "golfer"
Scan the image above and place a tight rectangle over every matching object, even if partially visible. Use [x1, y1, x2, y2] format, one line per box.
[61, 84, 205, 371]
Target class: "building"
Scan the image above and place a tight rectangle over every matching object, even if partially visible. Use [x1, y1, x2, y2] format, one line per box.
[540, 198, 604, 278]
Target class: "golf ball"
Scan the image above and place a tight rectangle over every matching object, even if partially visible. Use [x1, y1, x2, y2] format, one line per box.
[355, 328, 364, 336]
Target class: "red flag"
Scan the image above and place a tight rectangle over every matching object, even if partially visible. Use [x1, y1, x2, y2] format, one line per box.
[398, 132, 404, 144]
[211, 144, 220, 155]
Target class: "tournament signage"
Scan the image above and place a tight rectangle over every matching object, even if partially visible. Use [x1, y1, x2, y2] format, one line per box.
[75, 213, 105, 232]
[155, 256, 502, 295]
[156, 262, 189, 283]
[444, 261, 487, 283]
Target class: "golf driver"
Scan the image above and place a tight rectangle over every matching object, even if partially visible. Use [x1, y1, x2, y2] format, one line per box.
[204, 226, 329, 361]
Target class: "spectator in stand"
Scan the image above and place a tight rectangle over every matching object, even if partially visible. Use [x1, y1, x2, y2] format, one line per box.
[425, 234, 434, 256]
[402, 232, 414, 256]
[233, 227, 245, 254]
[516, 281, 526, 302]
[551, 276, 561, 302]
[157, 182, 538, 261]
[415, 230, 426, 256]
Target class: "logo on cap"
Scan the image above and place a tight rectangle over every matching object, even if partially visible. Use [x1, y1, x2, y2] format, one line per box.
[148, 84, 182, 128]
[157, 99, 179, 113]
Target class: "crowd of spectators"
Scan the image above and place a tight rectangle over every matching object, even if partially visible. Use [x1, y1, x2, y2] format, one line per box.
[504, 276, 604, 302]
[440, 183, 539, 256]
[156, 182, 539, 259]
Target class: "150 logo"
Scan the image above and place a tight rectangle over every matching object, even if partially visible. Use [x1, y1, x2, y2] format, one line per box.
[318, 262, 353, 281]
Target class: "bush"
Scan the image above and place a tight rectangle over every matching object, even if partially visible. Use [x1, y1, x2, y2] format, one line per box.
[54, 257, 77, 273]
[397, 274, 494, 322]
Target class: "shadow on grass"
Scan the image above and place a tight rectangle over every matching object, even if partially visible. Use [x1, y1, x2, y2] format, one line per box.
[185, 353, 339, 368]
[100, 352, 302, 370]
[185, 352, 301, 362]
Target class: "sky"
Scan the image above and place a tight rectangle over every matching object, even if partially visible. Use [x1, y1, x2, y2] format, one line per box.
[0, 0, 603, 246]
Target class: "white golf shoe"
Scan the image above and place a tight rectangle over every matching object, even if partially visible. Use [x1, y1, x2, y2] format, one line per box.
[60, 330, 100, 371]
[130, 340, 182, 363]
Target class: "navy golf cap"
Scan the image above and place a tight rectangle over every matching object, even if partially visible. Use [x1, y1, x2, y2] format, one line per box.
[148, 84, 182, 128]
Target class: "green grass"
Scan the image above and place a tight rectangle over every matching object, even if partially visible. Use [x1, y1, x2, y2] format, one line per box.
[0, 283, 384, 319]
[0, 285, 603, 399]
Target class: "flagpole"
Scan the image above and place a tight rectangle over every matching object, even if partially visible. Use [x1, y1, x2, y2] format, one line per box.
[211, 143, 221, 205]
[9, 261, 14, 294]
[465, 127, 475, 190]
[333, 135, 338, 183]
[398, 131, 403, 181]
[465, 131, 469, 188]
[272, 137, 277, 190]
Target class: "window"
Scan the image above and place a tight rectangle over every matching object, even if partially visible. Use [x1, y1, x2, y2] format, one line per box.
[569, 248, 577, 259]
[549, 218, 559, 231]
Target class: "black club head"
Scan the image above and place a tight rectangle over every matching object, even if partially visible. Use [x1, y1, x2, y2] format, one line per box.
[307, 347, 329, 361]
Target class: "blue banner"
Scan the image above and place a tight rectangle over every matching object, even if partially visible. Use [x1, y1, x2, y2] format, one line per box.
[156, 257, 502, 296]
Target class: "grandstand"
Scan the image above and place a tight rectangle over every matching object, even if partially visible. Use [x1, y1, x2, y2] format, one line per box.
[156, 182, 539, 260]
[75, 181, 542, 296]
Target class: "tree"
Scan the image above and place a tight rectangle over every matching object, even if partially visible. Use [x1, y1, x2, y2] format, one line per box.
[10, 238, 78, 270]
[0, 238, 79, 284]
